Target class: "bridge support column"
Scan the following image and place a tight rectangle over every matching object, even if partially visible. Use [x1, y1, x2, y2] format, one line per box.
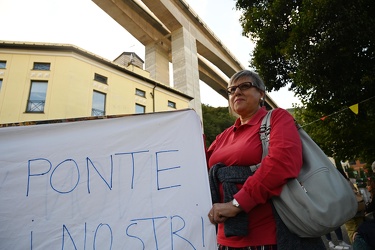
[145, 43, 170, 85]
[171, 27, 202, 119]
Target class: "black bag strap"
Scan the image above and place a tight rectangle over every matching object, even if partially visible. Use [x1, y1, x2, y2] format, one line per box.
[259, 110, 273, 159]
[249, 110, 273, 173]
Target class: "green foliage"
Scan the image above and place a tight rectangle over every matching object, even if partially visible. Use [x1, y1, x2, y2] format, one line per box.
[202, 104, 236, 148]
[236, 0, 375, 164]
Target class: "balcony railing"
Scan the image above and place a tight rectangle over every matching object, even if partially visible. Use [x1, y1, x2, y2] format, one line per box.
[92, 108, 105, 116]
[27, 100, 45, 112]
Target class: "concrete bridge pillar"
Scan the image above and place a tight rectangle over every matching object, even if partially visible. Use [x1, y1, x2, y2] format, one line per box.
[145, 43, 170, 85]
[171, 27, 201, 118]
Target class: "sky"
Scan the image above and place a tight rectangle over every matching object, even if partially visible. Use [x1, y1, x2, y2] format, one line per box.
[0, 0, 300, 108]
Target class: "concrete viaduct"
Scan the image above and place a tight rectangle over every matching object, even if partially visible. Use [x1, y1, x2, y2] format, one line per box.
[92, 0, 278, 118]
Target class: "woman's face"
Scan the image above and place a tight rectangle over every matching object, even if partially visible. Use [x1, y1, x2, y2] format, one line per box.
[229, 77, 264, 117]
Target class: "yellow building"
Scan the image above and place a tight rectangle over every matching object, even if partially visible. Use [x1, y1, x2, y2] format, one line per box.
[0, 41, 192, 124]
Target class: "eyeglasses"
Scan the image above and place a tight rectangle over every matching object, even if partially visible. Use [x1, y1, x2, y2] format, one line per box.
[227, 82, 256, 95]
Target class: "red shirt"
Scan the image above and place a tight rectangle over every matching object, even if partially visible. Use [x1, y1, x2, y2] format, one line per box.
[206, 107, 302, 247]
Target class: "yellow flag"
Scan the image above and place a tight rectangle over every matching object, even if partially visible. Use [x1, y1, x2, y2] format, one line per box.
[349, 104, 358, 114]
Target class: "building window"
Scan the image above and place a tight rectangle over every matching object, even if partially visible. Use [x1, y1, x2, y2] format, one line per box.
[26, 81, 48, 113]
[94, 73, 108, 84]
[0, 79, 2, 91]
[33, 62, 50, 70]
[0, 61, 6, 69]
[135, 88, 146, 98]
[135, 103, 145, 114]
[168, 100, 176, 109]
[92, 91, 106, 116]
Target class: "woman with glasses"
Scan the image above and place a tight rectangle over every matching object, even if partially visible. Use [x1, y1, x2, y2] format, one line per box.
[206, 69, 325, 250]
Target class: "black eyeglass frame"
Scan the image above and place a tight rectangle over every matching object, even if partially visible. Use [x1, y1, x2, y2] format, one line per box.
[227, 82, 257, 95]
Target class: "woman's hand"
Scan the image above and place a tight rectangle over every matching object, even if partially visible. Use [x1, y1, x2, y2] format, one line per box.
[208, 201, 243, 224]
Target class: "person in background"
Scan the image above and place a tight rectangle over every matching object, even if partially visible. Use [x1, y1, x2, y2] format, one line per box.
[351, 177, 375, 249]
[325, 227, 351, 249]
[345, 178, 366, 243]
[365, 177, 375, 219]
[206, 69, 325, 249]
[352, 220, 375, 250]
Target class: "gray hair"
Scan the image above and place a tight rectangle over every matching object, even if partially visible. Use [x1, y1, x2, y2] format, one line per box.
[229, 69, 266, 92]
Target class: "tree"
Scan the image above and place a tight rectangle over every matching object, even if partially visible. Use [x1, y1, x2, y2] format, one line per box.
[235, 0, 375, 164]
[202, 104, 236, 147]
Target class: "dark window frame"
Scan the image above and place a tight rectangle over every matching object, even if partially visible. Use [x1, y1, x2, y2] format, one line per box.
[33, 62, 51, 70]
[0, 60, 6, 69]
[94, 73, 108, 84]
[26, 80, 48, 113]
[135, 103, 146, 114]
[135, 88, 146, 98]
[168, 100, 176, 109]
[91, 90, 106, 116]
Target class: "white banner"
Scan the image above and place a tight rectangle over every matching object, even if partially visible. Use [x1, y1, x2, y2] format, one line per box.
[0, 109, 216, 250]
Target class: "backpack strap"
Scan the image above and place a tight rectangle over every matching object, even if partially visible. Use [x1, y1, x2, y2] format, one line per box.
[249, 110, 273, 173]
[259, 110, 273, 159]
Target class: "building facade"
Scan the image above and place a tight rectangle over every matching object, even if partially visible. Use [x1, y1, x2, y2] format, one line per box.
[0, 41, 192, 125]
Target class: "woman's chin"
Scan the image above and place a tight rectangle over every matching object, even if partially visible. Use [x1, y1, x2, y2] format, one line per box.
[233, 107, 246, 116]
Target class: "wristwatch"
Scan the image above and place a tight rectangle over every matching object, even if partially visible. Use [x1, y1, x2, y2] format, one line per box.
[232, 198, 240, 208]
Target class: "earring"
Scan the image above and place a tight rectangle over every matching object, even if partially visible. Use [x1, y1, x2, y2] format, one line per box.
[260, 98, 264, 101]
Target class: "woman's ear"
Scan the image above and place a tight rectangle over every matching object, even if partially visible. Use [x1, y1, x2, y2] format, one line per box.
[259, 91, 265, 106]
